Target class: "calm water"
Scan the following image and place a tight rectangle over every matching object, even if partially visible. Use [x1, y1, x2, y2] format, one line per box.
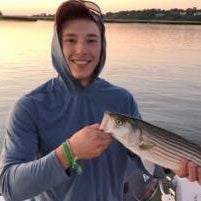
[0, 20, 201, 150]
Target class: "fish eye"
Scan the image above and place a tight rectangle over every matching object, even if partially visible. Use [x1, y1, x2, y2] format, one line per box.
[115, 119, 124, 126]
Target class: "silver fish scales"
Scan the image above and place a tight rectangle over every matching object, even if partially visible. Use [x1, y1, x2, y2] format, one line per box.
[100, 111, 201, 171]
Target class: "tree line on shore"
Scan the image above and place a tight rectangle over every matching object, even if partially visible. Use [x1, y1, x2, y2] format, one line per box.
[1, 7, 201, 21]
[104, 7, 201, 21]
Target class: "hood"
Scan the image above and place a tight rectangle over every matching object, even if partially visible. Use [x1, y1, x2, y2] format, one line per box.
[51, 25, 106, 92]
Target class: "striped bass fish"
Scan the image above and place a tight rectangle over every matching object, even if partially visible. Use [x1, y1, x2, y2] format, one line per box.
[100, 111, 201, 173]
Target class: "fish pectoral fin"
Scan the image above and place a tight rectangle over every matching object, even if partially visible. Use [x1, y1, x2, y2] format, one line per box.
[139, 141, 155, 150]
[141, 159, 156, 176]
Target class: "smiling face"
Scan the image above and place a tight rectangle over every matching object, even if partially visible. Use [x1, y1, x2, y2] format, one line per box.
[61, 19, 101, 86]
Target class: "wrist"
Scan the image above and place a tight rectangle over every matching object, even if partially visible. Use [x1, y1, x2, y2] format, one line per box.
[62, 140, 83, 175]
[68, 138, 80, 160]
[55, 145, 70, 170]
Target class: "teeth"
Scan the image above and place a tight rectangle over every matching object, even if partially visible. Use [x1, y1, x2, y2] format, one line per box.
[73, 60, 89, 65]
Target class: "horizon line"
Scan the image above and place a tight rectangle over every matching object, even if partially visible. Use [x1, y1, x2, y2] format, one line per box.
[1, 7, 201, 16]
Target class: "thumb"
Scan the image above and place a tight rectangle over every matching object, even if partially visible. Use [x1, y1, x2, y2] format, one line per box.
[88, 123, 100, 129]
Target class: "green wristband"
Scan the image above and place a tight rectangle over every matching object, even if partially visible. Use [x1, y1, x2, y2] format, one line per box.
[62, 142, 73, 167]
[62, 141, 83, 175]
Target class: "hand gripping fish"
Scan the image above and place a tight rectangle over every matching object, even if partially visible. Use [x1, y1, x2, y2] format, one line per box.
[100, 111, 201, 175]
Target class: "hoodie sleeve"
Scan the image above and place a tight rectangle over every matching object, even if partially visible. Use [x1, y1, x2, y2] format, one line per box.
[0, 97, 69, 201]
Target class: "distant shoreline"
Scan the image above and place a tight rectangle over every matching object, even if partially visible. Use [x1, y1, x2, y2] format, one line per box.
[0, 16, 201, 25]
[104, 19, 201, 25]
[0, 15, 37, 21]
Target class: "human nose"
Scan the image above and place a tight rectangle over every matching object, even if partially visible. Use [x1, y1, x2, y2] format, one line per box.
[75, 41, 88, 54]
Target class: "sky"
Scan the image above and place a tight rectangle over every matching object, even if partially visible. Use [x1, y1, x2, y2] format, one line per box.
[1, 0, 201, 15]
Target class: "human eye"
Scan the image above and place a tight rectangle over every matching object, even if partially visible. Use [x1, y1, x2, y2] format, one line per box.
[87, 37, 99, 44]
[88, 39, 97, 43]
[63, 38, 76, 44]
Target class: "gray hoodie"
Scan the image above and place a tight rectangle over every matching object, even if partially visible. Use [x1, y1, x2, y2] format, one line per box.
[0, 22, 160, 201]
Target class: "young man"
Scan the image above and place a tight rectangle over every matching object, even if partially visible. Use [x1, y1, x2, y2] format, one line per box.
[0, 1, 200, 201]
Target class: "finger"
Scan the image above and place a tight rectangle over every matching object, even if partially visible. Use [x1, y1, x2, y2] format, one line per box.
[103, 141, 111, 150]
[97, 141, 112, 154]
[85, 123, 100, 132]
[103, 131, 112, 136]
[197, 167, 201, 185]
[97, 137, 112, 148]
[98, 130, 112, 136]
[187, 162, 197, 182]
[94, 130, 112, 138]
[98, 126, 111, 133]
[177, 159, 188, 178]
[88, 123, 100, 130]
[102, 137, 113, 146]
[92, 146, 105, 157]
[100, 132, 112, 139]
[96, 136, 112, 145]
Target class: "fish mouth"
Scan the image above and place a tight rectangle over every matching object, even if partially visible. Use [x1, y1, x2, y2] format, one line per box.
[100, 111, 113, 133]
